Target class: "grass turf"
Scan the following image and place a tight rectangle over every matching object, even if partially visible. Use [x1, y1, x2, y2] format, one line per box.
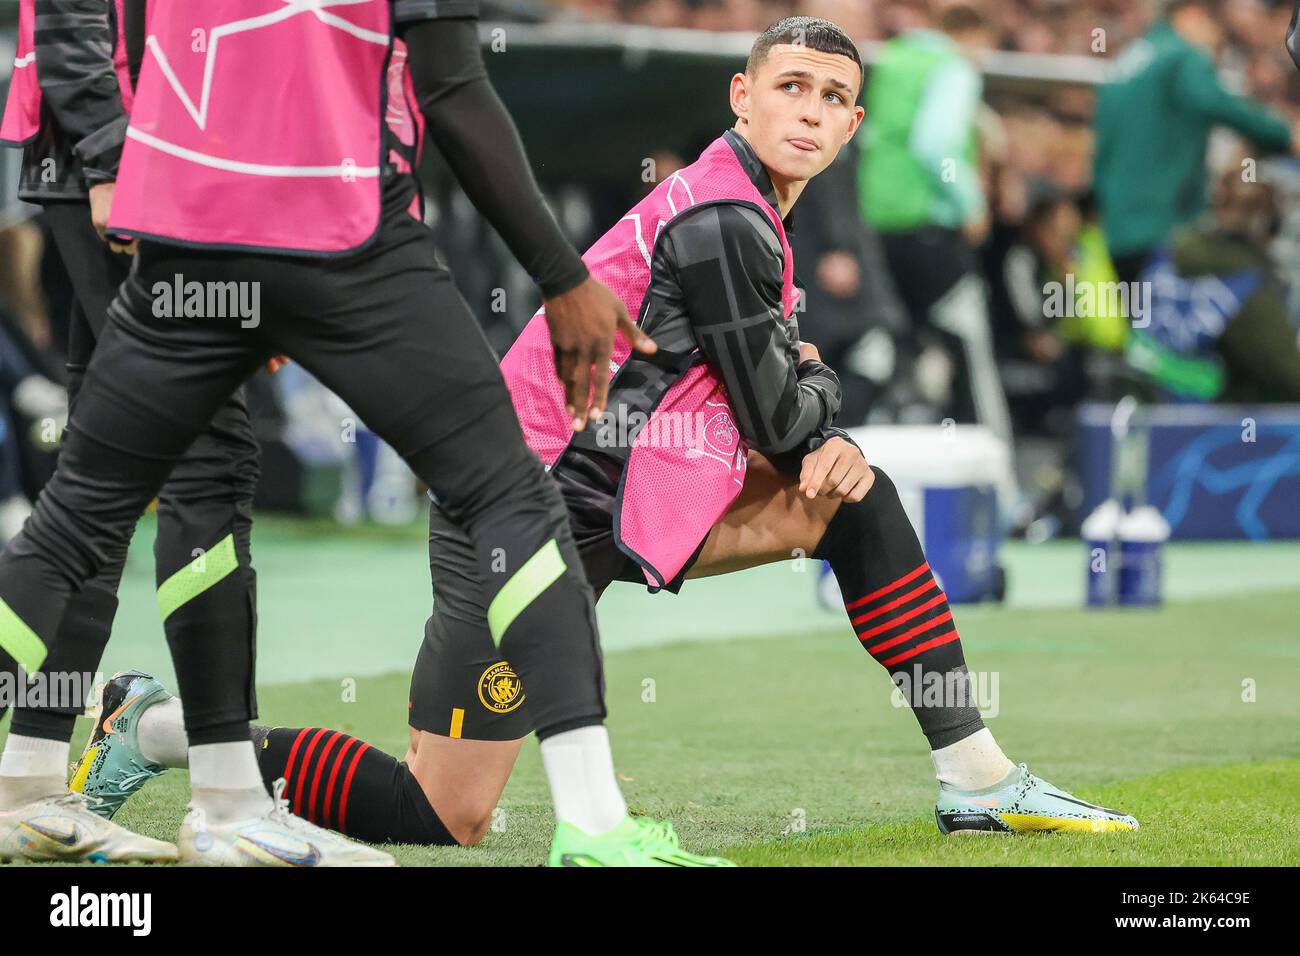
[8, 583, 1295, 866]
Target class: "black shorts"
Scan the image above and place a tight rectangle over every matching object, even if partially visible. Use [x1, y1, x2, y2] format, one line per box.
[407, 447, 700, 740]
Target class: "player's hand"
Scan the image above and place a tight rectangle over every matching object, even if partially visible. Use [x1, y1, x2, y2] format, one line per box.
[88, 182, 115, 240]
[799, 436, 875, 502]
[266, 355, 290, 374]
[88, 182, 139, 255]
[798, 342, 822, 365]
[543, 275, 656, 431]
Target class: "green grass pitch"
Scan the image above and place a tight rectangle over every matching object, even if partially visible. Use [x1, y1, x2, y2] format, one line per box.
[2, 525, 1298, 866]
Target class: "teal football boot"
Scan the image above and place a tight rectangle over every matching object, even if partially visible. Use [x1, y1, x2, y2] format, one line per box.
[936, 763, 1139, 835]
[70, 671, 172, 819]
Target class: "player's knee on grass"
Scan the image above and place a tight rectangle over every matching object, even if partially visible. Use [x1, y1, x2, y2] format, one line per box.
[430, 788, 497, 847]
[406, 632, 527, 846]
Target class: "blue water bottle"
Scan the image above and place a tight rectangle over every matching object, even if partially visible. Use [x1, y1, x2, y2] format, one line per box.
[1082, 499, 1122, 607]
[1117, 506, 1169, 607]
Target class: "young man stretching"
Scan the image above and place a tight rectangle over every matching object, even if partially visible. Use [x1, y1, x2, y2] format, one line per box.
[78, 17, 1137, 862]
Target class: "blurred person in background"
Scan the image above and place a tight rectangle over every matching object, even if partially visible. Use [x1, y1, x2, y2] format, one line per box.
[0, 211, 65, 543]
[0, 316, 65, 542]
[1128, 168, 1300, 403]
[858, 0, 1014, 445]
[987, 185, 1089, 437]
[1095, 0, 1297, 287]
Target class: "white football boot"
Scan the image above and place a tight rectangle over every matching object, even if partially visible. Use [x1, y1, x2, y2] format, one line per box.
[0, 791, 179, 863]
[178, 782, 396, 867]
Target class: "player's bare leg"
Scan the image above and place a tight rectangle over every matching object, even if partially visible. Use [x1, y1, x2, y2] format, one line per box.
[406, 732, 522, 846]
[695, 449, 1136, 834]
[687, 451, 845, 578]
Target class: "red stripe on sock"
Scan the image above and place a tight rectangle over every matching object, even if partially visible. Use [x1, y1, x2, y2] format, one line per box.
[865, 610, 954, 657]
[881, 629, 960, 667]
[292, 729, 330, 815]
[279, 728, 312, 791]
[306, 732, 344, 824]
[337, 742, 371, 834]
[322, 736, 360, 830]
[844, 561, 930, 612]
[850, 578, 939, 627]
[856, 591, 948, 640]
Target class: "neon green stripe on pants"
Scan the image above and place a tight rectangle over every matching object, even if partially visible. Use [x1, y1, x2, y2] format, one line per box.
[487, 539, 567, 645]
[157, 533, 239, 622]
[0, 597, 46, 673]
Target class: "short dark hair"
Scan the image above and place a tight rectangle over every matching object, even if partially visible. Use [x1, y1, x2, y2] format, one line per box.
[746, 16, 864, 91]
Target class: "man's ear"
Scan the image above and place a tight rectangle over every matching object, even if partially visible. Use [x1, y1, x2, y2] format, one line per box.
[730, 72, 750, 124]
[843, 105, 865, 143]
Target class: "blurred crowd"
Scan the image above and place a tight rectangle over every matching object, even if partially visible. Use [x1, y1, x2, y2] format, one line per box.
[548, 0, 1297, 77]
[2, 0, 1300, 537]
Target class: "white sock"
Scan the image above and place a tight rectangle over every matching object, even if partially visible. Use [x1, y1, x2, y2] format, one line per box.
[0, 734, 70, 810]
[931, 728, 1016, 791]
[187, 741, 272, 825]
[136, 697, 189, 768]
[539, 725, 628, 835]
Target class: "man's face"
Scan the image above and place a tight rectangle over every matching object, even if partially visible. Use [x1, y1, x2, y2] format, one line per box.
[730, 44, 865, 183]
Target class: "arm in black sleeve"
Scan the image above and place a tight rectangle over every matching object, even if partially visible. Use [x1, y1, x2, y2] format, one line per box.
[124, 0, 145, 89]
[34, 0, 130, 184]
[765, 405, 862, 475]
[666, 202, 841, 457]
[398, 16, 589, 298]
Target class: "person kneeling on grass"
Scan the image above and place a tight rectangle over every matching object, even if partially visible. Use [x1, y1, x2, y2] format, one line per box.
[73, 16, 1137, 862]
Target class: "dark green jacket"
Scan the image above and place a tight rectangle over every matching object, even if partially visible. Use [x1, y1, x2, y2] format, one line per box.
[1094, 22, 1290, 257]
[1163, 228, 1300, 403]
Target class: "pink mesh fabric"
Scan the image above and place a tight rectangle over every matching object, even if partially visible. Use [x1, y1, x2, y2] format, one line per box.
[0, 0, 39, 145]
[615, 367, 746, 586]
[110, 0, 392, 253]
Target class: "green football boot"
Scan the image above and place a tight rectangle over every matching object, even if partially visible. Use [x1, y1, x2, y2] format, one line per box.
[548, 816, 736, 866]
[70, 671, 172, 819]
[935, 762, 1139, 835]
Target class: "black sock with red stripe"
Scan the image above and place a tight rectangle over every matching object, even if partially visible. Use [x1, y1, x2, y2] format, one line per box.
[251, 726, 455, 845]
[813, 467, 985, 750]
